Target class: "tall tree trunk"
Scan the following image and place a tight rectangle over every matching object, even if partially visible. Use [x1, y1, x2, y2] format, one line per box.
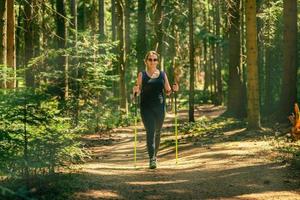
[278, 0, 297, 120]
[56, 0, 68, 100]
[70, 0, 80, 125]
[0, 0, 7, 89]
[99, 0, 105, 40]
[33, 0, 40, 87]
[24, 0, 34, 87]
[78, 1, 86, 30]
[111, 0, 118, 96]
[215, 0, 222, 105]
[116, 0, 127, 113]
[90, 0, 97, 33]
[188, 0, 195, 122]
[203, 40, 208, 92]
[136, 0, 146, 72]
[203, 2, 208, 93]
[70, 0, 77, 39]
[207, 1, 213, 100]
[257, 0, 264, 112]
[226, 0, 246, 118]
[111, 0, 117, 42]
[153, 0, 163, 70]
[264, 0, 272, 114]
[16, 4, 23, 88]
[124, 0, 130, 55]
[6, 0, 16, 89]
[124, 0, 131, 102]
[245, 0, 261, 130]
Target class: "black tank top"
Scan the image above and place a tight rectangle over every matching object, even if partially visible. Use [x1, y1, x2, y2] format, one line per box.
[141, 70, 165, 107]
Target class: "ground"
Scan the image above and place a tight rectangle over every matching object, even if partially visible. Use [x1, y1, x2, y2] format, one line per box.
[70, 105, 300, 200]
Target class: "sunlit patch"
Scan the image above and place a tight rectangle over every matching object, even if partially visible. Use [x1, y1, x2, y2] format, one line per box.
[168, 189, 188, 194]
[144, 194, 164, 200]
[75, 189, 122, 199]
[234, 191, 300, 199]
[126, 179, 188, 186]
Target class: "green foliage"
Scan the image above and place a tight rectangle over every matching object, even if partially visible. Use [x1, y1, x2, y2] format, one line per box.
[25, 30, 123, 132]
[179, 116, 245, 137]
[180, 89, 212, 106]
[0, 185, 35, 200]
[275, 139, 300, 169]
[161, 116, 245, 148]
[0, 89, 86, 177]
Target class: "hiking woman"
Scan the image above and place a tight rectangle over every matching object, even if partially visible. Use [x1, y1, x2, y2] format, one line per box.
[133, 50, 179, 169]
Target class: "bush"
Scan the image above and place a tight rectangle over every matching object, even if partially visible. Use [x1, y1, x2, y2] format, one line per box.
[0, 89, 86, 177]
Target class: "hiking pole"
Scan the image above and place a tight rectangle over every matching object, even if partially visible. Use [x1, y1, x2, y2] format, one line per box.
[133, 92, 138, 167]
[173, 85, 178, 165]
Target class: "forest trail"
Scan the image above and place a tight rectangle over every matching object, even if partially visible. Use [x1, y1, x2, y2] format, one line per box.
[73, 105, 300, 200]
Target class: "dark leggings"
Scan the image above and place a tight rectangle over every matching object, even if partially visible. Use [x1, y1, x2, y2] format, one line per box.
[141, 104, 165, 160]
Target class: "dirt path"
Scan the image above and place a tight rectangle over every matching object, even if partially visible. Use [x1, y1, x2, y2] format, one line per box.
[73, 105, 300, 200]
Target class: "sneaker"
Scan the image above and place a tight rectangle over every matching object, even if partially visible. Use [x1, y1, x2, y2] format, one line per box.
[149, 158, 157, 169]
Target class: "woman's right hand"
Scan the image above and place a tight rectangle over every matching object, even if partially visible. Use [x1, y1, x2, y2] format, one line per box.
[133, 85, 140, 96]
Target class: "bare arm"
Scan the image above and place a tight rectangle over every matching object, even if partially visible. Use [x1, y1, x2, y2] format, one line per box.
[133, 72, 142, 95]
[163, 72, 172, 96]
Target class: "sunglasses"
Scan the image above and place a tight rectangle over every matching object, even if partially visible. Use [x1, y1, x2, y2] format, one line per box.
[147, 58, 158, 62]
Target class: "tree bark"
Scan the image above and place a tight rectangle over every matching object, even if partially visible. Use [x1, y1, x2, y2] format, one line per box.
[6, 0, 16, 89]
[278, 0, 298, 120]
[99, 0, 105, 40]
[124, 0, 131, 72]
[136, 0, 146, 72]
[245, 0, 261, 130]
[264, 0, 272, 114]
[188, 0, 195, 122]
[226, 0, 246, 118]
[24, 0, 34, 87]
[215, 0, 222, 105]
[0, 0, 7, 88]
[116, 0, 127, 112]
[153, 0, 163, 70]
[70, 0, 80, 125]
[56, 0, 68, 100]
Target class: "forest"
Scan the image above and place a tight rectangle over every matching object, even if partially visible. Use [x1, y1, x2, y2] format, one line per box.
[0, 0, 300, 199]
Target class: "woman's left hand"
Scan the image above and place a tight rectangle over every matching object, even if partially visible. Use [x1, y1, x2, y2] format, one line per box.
[172, 83, 179, 92]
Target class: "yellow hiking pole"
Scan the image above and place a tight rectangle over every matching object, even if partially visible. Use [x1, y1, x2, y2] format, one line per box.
[173, 87, 178, 164]
[133, 93, 138, 167]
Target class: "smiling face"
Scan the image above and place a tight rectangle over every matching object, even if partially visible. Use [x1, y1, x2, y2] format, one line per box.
[145, 52, 159, 69]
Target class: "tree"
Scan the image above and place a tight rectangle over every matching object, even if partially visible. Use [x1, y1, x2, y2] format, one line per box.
[99, 0, 105, 40]
[6, 0, 16, 89]
[0, 0, 7, 89]
[116, 0, 127, 112]
[78, 1, 86, 30]
[70, 0, 79, 125]
[136, 0, 146, 72]
[245, 0, 261, 130]
[70, 0, 77, 41]
[278, 0, 297, 120]
[24, 0, 34, 87]
[215, 0, 223, 105]
[188, 0, 195, 122]
[111, 0, 118, 96]
[56, 0, 68, 100]
[264, 0, 272, 114]
[226, 0, 246, 118]
[111, 0, 117, 42]
[124, 0, 131, 99]
[153, 0, 163, 69]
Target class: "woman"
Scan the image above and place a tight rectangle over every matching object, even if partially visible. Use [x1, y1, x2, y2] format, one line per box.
[133, 51, 179, 169]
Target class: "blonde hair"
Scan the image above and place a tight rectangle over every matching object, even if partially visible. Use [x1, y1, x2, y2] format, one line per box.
[144, 51, 160, 62]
